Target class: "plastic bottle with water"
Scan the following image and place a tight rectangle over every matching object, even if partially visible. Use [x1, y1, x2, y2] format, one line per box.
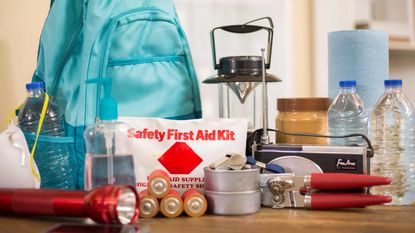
[18, 82, 65, 136]
[17, 82, 76, 189]
[328, 80, 368, 146]
[370, 79, 415, 205]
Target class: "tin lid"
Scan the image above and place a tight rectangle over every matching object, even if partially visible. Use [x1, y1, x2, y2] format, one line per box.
[277, 98, 331, 112]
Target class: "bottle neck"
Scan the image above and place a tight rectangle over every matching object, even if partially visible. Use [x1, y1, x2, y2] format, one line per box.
[385, 86, 402, 94]
[27, 88, 45, 97]
[340, 87, 356, 94]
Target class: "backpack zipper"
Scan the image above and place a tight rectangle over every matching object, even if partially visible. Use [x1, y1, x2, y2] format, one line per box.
[98, 7, 173, 77]
[107, 55, 184, 67]
[50, 16, 84, 98]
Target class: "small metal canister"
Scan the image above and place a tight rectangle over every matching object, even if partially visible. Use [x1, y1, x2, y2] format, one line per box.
[204, 167, 261, 215]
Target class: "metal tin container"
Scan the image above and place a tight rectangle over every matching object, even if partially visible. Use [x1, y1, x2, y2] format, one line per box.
[204, 167, 261, 215]
[204, 190, 261, 215]
[204, 167, 260, 192]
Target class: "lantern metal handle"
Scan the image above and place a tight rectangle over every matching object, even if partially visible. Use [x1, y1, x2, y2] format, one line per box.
[210, 17, 274, 70]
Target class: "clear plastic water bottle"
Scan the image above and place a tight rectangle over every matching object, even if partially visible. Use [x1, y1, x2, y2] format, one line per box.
[17, 82, 76, 190]
[328, 80, 368, 145]
[370, 79, 415, 205]
[18, 82, 65, 136]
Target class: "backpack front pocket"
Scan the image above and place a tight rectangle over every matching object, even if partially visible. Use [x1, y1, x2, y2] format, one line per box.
[91, 8, 197, 120]
[107, 55, 195, 119]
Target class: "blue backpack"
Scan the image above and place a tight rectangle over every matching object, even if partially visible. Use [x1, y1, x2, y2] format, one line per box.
[31, 0, 202, 189]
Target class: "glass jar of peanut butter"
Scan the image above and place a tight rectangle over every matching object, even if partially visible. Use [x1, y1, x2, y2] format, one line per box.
[275, 98, 331, 145]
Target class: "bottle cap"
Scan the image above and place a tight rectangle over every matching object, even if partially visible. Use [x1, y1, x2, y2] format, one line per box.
[26, 82, 45, 91]
[85, 78, 118, 120]
[384, 79, 402, 87]
[339, 80, 356, 88]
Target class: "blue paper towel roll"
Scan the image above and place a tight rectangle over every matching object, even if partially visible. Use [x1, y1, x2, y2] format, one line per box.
[328, 30, 389, 110]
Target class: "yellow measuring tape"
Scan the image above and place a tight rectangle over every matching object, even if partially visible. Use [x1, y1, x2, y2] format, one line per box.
[6, 94, 50, 182]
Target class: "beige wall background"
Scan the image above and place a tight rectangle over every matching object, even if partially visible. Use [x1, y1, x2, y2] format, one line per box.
[0, 0, 315, 132]
[1, 1, 412, 133]
[0, 1, 49, 130]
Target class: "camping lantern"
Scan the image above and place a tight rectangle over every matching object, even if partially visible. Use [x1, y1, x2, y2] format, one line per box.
[203, 17, 281, 130]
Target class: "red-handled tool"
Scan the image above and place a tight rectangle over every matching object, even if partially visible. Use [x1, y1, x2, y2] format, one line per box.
[308, 173, 391, 190]
[261, 173, 392, 209]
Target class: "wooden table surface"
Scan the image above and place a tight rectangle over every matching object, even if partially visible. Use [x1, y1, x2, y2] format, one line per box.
[0, 205, 414, 233]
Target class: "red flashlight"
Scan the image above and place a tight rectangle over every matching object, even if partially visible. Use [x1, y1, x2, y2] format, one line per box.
[0, 185, 139, 225]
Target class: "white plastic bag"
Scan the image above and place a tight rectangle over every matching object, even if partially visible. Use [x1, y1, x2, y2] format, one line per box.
[120, 117, 248, 193]
[0, 124, 40, 188]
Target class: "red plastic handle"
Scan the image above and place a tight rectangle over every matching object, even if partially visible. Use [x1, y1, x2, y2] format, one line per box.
[310, 193, 392, 209]
[310, 173, 391, 190]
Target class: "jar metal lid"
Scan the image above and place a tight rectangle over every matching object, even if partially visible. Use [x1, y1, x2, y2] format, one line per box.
[277, 98, 331, 112]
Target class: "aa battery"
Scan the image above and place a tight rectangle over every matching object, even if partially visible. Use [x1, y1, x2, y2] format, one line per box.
[160, 189, 183, 218]
[147, 169, 171, 198]
[182, 189, 207, 217]
[139, 189, 159, 218]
